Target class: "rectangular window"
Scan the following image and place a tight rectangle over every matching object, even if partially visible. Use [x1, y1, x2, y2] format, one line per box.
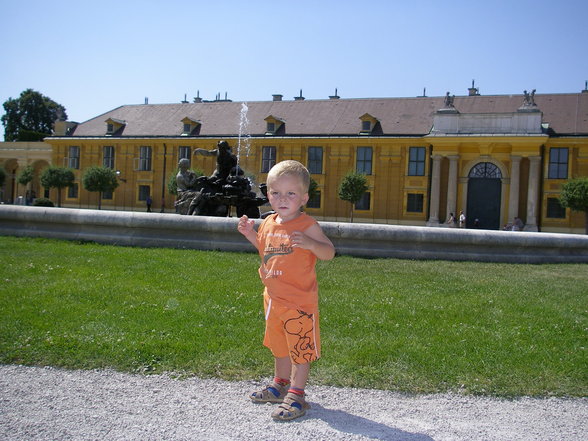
[103, 146, 115, 169]
[408, 147, 426, 176]
[138, 185, 151, 201]
[407, 193, 424, 212]
[68, 146, 80, 169]
[356, 147, 372, 175]
[548, 148, 568, 179]
[179, 146, 191, 166]
[67, 183, 78, 199]
[262, 146, 276, 173]
[361, 120, 371, 131]
[355, 191, 371, 210]
[266, 122, 275, 133]
[183, 123, 191, 134]
[102, 189, 113, 200]
[546, 197, 566, 218]
[308, 146, 323, 174]
[139, 146, 152, 171]
[307, 190, 321, 209]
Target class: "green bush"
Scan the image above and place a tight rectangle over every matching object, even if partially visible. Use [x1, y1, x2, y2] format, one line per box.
[32, 197, 54, 207]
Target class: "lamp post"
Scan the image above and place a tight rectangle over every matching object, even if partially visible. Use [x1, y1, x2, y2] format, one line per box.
[115, 170, 127, 211]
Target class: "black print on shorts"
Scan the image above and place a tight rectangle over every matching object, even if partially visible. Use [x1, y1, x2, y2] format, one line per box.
[284, 310, 315, 363]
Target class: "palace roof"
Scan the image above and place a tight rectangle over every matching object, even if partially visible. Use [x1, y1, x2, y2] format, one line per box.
[68, 92, 588, 138]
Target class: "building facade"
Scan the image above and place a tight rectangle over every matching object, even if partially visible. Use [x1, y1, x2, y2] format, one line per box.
[0, 142, 52, 204]
[41, 89, 588, 233]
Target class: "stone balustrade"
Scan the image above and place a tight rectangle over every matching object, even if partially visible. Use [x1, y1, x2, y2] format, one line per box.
[1, 206, 587, 263]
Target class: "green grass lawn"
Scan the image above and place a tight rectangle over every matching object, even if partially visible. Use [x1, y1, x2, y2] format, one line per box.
[0, 236, 586, 397]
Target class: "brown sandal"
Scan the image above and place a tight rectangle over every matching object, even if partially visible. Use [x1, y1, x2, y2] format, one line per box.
[250, 380, 288, 403]
[271, 392, 310, 421]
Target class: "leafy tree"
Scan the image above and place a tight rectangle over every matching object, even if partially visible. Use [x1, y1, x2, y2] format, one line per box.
[559, 177, 588, 234]
[82, 166, 119, 210]
[338, 171, 368, 222]
[17, 165, 34, 187]
[2, 89, 67, 142]
[17, 165, 34, 193]
[40, 166, 75, 208]
[168, 172, 179, 196]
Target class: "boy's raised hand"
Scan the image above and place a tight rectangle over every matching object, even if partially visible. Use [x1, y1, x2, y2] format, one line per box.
[238, 215, 255, 235]
[291, 225, 335, 261]
[238, 215, 259, 249]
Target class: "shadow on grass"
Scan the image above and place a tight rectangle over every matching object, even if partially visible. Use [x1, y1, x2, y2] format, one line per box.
[307, 403, 434, 441]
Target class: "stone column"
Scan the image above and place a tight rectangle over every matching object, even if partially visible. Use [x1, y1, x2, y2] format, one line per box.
[524, 156, 541, 231]
[445, 155, 459, 219]
[508, 155, 521, 223]
[427, 154, 442, 226]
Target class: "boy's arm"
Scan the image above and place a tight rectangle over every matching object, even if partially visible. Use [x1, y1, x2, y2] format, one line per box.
[291, 224, 335, 261]
[237, 215, 259, 250]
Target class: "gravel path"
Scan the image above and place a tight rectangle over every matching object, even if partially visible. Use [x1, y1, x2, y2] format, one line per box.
[1, 365, 586, 441]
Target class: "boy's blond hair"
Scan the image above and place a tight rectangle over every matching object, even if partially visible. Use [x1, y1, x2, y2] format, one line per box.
[267, 160, 310, 192]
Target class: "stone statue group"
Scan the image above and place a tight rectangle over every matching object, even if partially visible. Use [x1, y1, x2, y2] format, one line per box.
[175, 140, 267, 218]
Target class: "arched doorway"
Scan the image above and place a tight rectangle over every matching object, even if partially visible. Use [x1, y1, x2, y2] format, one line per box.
[466, 162, 502, 229]
[2, 159, 19, 204]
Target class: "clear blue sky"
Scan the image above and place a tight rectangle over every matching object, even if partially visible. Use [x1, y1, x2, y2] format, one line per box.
[1, 0, 587, 140]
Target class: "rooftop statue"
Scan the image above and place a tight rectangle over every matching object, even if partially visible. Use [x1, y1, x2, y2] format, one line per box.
[444, 92, 455, 108]
[522, 89, 537, 107]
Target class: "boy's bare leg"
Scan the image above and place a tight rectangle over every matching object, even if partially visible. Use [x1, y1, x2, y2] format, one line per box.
[274, 356, 292, 381]
[290, 362, 310, 390]
[275, 357, 310, 390]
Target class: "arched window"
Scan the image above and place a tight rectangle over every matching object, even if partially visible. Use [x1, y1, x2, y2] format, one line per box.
[468, 162, 502, 178]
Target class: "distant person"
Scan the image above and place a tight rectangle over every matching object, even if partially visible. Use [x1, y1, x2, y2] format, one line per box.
[512, 217, 524, 231]
[237, 160, 335, 421]
[474, 218, 480, 228]
[146, 195, 152, 212]
[446, 212, 457, 227]
[459, 211, 466, 228]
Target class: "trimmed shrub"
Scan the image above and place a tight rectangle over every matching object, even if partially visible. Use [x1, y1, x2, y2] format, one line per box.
[32, 197, 54, 207]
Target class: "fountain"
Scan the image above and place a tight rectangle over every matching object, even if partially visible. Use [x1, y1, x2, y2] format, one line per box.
[236, 102, 251, 173]
[174, 140, 268, 218]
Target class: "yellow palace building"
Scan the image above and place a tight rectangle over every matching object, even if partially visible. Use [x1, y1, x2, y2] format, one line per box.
[42, 88, 588, 233]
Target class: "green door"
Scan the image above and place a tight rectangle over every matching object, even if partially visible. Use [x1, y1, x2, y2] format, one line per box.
[466, 162, 503, 230]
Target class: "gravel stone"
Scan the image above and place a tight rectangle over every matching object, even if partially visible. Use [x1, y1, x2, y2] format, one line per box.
[1, 365, 586, 441]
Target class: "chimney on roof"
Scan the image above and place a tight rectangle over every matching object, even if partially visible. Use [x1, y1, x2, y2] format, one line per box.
[181, 93, 188, 104]
[294, 89, 305, 101]
[194, 90, 203, 103]
[468, 80, 480, 96]
[145, 97, 148, 104]
[272, 94, 283, 101]
[53, 119, 78, 136]
[329, 88, 340, 99]
[583, 81, 588, 94]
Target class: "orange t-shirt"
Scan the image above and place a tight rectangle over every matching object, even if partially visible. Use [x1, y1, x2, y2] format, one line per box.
[257, 213, 318, 311]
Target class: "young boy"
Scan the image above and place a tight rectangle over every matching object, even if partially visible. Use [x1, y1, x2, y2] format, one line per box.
[237, 160, 335, 421]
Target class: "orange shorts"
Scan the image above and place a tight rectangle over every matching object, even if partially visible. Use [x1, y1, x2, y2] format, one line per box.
[263, 293, 321, 364]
